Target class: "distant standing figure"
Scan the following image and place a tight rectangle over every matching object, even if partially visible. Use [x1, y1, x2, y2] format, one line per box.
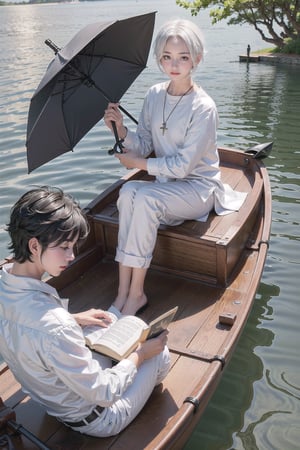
[247, 44, 251, 57]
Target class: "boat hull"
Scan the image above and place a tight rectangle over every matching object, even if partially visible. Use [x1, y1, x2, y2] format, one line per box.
[0, 146, 271, 449]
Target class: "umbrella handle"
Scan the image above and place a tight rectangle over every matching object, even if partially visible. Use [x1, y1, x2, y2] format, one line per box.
[109, 121, 124, 155]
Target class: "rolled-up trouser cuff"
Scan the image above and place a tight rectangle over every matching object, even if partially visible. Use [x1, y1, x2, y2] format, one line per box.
[108, 304, 123, 319]
[115, 248, 152, 269]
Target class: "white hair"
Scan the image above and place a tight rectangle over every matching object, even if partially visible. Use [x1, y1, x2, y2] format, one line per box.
[153, 19, 205, 71]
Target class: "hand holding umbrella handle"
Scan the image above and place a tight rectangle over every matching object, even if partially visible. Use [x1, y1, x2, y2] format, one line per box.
[44, 38, 133, 158]
[27, 12, 155, 171]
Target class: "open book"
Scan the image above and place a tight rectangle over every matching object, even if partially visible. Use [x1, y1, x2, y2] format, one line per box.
[83, 306, 178, 361]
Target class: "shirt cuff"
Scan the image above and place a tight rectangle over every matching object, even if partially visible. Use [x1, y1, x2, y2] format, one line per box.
[123, 129, 135, 148]
[146, 157, 158, 176]
[117, 358, 137, 377]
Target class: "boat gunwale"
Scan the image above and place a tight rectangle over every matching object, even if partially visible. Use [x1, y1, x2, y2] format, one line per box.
[0, 146, 272, 449]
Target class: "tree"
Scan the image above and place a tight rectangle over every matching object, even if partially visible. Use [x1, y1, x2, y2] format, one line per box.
[176, 0, 300, 50]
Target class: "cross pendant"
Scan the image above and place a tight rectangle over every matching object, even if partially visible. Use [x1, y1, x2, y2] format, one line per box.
[160, 122, 167, 135]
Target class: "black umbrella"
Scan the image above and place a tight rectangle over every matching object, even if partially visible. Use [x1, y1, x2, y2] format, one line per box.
[26, 12, 156, 173]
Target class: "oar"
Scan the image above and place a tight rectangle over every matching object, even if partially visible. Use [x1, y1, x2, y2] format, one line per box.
[0, 398, 50, 450]
[245, 141, 273, 159]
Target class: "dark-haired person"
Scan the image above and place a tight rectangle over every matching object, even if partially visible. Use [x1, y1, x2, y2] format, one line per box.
[0, 186, 169, 437]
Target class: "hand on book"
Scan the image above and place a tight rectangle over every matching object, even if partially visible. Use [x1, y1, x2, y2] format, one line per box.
[73, 308, 113, 327]
[84, 306, 177, 361]
[131, 330, 169, 368]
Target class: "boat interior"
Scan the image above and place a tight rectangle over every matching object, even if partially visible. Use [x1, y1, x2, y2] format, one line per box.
[0, 147, 270, 449]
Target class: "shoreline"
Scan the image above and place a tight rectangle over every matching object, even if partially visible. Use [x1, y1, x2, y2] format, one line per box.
[239, 52, 300, 66]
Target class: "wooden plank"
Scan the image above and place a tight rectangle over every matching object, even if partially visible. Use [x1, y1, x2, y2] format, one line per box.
[0, 371, 24, 408]
[0, 147, 271, 449]
[87, 152, 263, 286]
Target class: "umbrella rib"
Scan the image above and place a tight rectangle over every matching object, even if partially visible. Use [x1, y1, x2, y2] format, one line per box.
[91, 81, 138, 124]
[52, 67, 138, 125]
[51, 47, 141, 124]
[52, 78, 82, 99]
[27, 14, 155, 171]
[66, 59, 139, 124]
[79, 52, 146, 69]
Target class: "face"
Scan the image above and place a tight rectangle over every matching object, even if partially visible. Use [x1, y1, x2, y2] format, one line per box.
[39, 238, 77, 277]
[160, 36, 195, 82]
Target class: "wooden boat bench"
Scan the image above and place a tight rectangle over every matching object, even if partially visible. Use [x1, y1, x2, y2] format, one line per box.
[0, 146, 271, 449]
[86, 149, 264, 287]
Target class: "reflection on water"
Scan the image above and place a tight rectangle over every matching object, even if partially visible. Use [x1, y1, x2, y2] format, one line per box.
[1, 1, 300, 449]
[185, 282, 277, 450]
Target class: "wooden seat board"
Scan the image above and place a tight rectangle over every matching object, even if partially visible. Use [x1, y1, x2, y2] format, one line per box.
[0, 147, 271, 449]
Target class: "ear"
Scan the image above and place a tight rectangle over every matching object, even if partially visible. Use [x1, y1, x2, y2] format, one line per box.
[28, 237, 41, 256]
[195, 54, 202, 66]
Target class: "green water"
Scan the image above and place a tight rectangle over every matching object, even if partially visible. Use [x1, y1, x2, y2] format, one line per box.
[0, 1, 299, 448]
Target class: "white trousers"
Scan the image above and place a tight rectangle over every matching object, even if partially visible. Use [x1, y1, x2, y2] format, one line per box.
[115, 179, 214, 268]
[69, 306, 170, 437]
[74, 346, 170, 437]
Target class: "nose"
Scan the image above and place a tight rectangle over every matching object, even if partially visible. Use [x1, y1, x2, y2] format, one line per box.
[171, 58, 179, 67]
[66, 248, 75, 261]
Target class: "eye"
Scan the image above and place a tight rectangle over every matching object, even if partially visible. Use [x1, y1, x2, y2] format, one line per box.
[162, 54, 170, 61]
[59, 242, 72, 251]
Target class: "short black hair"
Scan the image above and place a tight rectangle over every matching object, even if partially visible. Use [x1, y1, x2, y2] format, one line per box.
[7, 186, 89, 263]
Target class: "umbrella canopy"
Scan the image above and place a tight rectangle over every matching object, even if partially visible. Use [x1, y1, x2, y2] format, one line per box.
[26, 12, 156, 172]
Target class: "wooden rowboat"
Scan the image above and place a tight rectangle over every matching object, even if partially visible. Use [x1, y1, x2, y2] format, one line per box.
[0, 143, 272, 449]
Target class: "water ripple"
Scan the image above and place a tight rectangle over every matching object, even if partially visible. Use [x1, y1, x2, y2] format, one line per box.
[1, 3, 300, 450]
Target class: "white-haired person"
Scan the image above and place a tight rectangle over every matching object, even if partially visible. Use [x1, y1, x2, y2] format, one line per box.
[104, 19, 246, 316]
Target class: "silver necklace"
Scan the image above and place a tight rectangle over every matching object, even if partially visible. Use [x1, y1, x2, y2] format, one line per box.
[160, 84, 193, 135]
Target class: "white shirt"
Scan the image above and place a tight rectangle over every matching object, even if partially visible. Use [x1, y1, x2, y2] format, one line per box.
[0, 264, 137, 423]
[124, 82, 246, 219]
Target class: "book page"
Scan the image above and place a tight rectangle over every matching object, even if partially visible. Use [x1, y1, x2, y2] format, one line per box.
[83, 311, 118, 343]
[83, 307, 178, 360]
[96, 316, 147, 351]
[84, 315, 148, 359]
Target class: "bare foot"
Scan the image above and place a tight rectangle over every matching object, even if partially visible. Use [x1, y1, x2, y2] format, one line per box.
[121, 293, 148, 316]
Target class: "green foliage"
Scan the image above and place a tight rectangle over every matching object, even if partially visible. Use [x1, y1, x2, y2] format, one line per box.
[176, 0, 300, 49]
[281, 38, 300, 54]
